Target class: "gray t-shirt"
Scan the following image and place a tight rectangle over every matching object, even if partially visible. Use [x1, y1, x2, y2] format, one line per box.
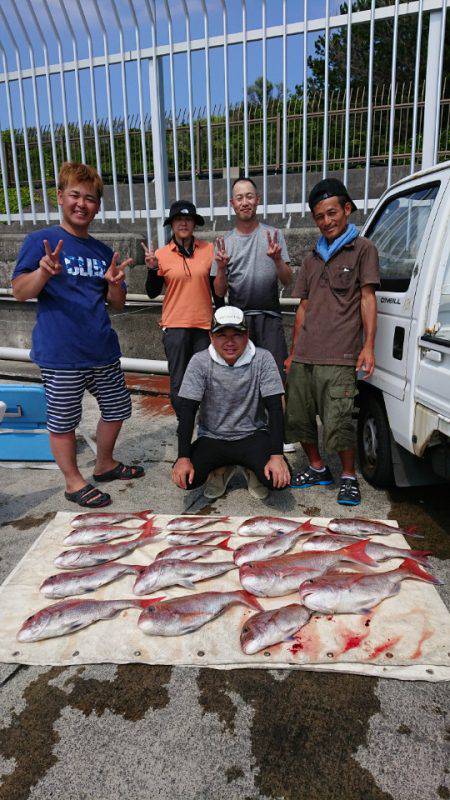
[211, 223, 289, 316]
[179, 347, 284, 440]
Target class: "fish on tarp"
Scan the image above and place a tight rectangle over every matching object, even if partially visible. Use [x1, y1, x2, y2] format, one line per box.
[166, 516, 229, 531]
[240, 604, 312, 655]
[133, 559, 237, 594]
[138, 590, 262, 636]
[55, 528, 157, 570]
[298, 558, 442, 614]
[40, 562, 144, 599]
[327, 518, 423, 539]
[17, 596, 163, 642]
[237, 516, 325, 537]
[239, 539, 376, 597]
[63, 519, 159, 546]
[155, 537, 232, 562]
[166, 530, 233, 546]
[302, 533, 432, 566]
[70, 510, 154, 528]
[233, 523, 316, 567]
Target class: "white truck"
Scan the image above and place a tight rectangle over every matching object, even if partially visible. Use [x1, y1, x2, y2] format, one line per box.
[357, 160, 450, 487]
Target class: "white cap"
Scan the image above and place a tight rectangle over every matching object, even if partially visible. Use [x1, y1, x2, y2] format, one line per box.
[211, 306, 248, 333]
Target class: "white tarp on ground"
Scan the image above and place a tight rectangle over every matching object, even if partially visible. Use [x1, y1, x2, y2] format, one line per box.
[0, 512, 449, 681]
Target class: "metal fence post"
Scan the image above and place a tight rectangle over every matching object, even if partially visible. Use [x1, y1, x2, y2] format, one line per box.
[148, 5, 169, 248]
[422, 10, 443, 169]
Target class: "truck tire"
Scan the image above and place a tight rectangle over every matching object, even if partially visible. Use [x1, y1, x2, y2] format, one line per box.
[357, 393, 394, 488]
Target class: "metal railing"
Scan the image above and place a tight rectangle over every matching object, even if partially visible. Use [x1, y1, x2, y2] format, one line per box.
[0, 0, 449, 243]
[4, 79, 449, 189]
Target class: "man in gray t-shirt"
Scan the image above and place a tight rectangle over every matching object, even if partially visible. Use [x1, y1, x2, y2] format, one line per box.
[172, 306, 290, 501]
[212, 177, 292, 379]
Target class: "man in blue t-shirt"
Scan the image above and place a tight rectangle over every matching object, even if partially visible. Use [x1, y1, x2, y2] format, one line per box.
[12, 161, 144, 508]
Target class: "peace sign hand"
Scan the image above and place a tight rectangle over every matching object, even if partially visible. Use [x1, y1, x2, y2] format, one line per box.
[104, 252, 133, 286]
[39, 239, 63, 278]
[215, 236, 230, 270]
[141, 240, 157, 270]
[266, 229, 282, 262]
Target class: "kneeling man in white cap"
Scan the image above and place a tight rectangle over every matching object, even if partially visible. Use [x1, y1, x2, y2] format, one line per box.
[172, 306, 291, 500]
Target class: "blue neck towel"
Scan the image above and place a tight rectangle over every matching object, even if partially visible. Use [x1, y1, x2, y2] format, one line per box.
[315, 223, 359, 263]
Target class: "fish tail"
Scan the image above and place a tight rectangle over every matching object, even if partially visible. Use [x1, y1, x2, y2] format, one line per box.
[234, 590, 263, 610]
[297, 519, 314, 532]
[408, 549, 433, 566]
[342, 539, 377, 566]
[217, 536, 233, 551]
[399, 558, 442, 584]
[136, 523, 161, 542]
[138, 596, 165, 608]
[138, 509, 154, 520]
[140, 518, 157, 532]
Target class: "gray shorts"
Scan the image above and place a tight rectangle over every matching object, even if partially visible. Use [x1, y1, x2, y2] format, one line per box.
[245, 313, 288, 382]
[285, 363, 357, 452]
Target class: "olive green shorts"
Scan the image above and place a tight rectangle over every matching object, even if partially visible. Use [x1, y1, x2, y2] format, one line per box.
[284, 363, 357, 452]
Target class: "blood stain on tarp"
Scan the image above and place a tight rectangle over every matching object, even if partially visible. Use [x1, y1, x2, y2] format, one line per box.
[0, 512, 55, 531]
[411, 627, 434, 659]
[367, 636, 401, 660]
[342, 634, 366, 653]
[0, 664, 173, 800]
[288, 618, 322, 661]
[197, 669, 393, 800]
[289, 640, 303, 656]
[336, 615, 372, 655]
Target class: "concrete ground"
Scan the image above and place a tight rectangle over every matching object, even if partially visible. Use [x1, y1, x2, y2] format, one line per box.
[0, 374, 449, 800]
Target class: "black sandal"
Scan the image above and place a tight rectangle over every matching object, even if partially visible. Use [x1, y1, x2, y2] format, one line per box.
[64, 483, 112, 508]
[93, 462, 145, 482]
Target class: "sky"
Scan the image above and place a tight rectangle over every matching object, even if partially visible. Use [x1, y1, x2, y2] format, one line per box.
[0, 0, 349, 130]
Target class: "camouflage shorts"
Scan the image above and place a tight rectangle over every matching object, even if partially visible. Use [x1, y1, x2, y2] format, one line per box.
[284, 363, 357, 452]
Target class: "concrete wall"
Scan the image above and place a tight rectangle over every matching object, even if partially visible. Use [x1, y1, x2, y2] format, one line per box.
[3, 167, 381, 359]
[0, 226, 319, 295]
[0, 298, 296, 361]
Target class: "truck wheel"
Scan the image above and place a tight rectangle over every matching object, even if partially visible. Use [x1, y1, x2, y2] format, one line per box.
[357, 394, 394, 488]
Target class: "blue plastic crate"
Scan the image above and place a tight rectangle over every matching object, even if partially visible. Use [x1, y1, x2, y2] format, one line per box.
[0, 384, 55, 462]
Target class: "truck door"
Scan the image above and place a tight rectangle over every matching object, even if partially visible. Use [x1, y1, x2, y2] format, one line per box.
[415, 222, 450, 430]
[364, 183, 440, 400]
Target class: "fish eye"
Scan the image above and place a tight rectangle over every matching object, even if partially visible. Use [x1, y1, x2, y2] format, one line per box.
[242, 626, 249, 634]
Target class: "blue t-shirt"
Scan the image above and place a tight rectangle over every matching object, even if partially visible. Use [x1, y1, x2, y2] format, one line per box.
[13, 226, 124, 369]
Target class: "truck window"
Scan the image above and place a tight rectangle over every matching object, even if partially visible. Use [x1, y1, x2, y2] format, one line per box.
[435, 249, 450, 343]
[366, 183, 440, 293]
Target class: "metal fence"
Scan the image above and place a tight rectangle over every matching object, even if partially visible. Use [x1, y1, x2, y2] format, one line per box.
[0, 0, 448, 243]
[5, 79, 449, 187]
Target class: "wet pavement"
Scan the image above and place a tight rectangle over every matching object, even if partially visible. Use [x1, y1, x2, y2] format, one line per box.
[0, 376, 448, 800]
